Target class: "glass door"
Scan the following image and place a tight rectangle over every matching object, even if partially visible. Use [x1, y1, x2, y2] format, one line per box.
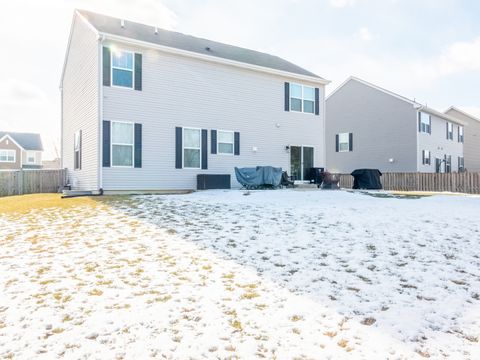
[302, 146, 314, 180]
[290, 146, 302, 181]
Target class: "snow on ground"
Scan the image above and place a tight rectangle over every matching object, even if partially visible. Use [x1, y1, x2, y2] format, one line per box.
[0, 190, 479, 359]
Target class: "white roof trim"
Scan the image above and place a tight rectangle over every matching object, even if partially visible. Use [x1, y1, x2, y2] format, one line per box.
[59, 10, 100, 88]
[420, 106, 467, 126]
[445, 106, 480, 123]
[101, 32, 330, 85]
[326, 76, 415, 104]
[0, 134, 25, 151]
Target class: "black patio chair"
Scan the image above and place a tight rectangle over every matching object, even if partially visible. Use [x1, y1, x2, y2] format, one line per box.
[280, 171, 295, 188]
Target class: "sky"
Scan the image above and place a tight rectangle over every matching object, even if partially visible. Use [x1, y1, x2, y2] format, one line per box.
[0, 0, 479, 159]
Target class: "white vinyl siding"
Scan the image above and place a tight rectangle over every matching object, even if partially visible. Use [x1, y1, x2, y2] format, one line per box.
[217, 130, 234, 155]
[183, 128, 201, 169]
[111, 122, 134, 167]
[290, 83, 315, 114]
[0, 149, 15, 162]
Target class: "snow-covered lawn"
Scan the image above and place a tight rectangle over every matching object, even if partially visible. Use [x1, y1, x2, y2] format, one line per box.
[1, 190, 479, 359]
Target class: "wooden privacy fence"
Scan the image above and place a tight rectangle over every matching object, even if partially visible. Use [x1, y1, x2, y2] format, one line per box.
[0, 169, 67, 197]
[339, 172, 480, 194]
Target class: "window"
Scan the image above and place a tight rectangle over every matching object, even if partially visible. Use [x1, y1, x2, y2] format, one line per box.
[0, 149, 15, 162]
[111, 122, 134, 167]
[419, 112, 431, 133]
[458, 157, 465, 172]
[26, 151, 36, 164]
[74, 131, 81, 170]
[338, 133, 350, 152]
[183, 128, 201, 168]
[217, 131, 234, 155]
[112, 50, 134, 88]
[447, 122, 453, 140]
[290, 84, 315, 114]
[422, 150, 431, 165]
[459, 126, 464, 143]
[445, 155, 452, 173]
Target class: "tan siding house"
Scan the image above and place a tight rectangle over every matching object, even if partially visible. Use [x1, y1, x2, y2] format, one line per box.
[0, 132, 43, 170]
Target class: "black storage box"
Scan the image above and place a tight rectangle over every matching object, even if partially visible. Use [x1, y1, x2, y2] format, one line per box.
[197, 174, 231, 190]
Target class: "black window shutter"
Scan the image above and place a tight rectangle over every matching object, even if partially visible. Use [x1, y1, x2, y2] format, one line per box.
[418, 112, 421, 132]
[446, 122, 449, 139]
[134, 53, 142, 91]
[315, 88, 320, 115]
[102, 121, 111, 167]
[234, 132, 240, 155]
[457, 126, 460, 142]
[103, 47, 111, 87]
[428, 116, 431, 134]
[335, 134, 339, 152]
[134, 123, 142, 168]
[284, 82, 290, 111]
[211, 130, 217, 154]
[429, 152, 431, 165]
[349, 133, 353, 151]
[175, 127, 182, 169]
[201, 129, 208, 169]
[422, 150, 425, 165]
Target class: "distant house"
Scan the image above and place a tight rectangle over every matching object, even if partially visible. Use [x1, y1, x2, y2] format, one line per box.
[42, 158, 62, 169]
[0, 132, 43, 170]
[445, 107, 480, 172]
[60, 10, 329, 192]
[326, 77, 466, 173]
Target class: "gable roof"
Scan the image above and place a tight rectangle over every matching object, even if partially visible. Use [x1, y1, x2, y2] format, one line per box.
[0, 132, 43, 151]
[445, 106, 480, 123]
[75, 9, 328, 83]
[327, 76, 467, 126]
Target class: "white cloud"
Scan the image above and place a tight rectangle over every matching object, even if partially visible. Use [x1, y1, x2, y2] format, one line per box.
[355, 27, 373, 42]
[329, 0, 356, 8]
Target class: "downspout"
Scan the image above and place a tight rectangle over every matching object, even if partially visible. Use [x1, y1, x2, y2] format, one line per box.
[98, 34, 105, 192]
[60, 86, 63, 170]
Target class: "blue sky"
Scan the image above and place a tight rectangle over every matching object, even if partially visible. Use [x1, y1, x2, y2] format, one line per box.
[0, 0, 479, 158]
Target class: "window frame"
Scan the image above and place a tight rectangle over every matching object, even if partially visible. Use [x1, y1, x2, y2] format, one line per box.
[289, 83, 315, 114]
[74, 131, 81, 170]
[0, 149, 15, 163]
[447, 122, 454, 140]
[110, 121, 135, 168]
[216, 130, 235, 155]
[420, 112, 431, 134]
[459, 126, 464, 143]
[26, 151, 36, 164]
[458, 156, 465, 172]
[111, 49, 135, 89]
[338, 132, 350, 152]
[445, 155, 452, 173]
[182, 127, 202, 169]
[423, 150, 431, 165]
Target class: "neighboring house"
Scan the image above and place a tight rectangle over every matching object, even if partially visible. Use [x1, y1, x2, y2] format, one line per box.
[326, 77, 465, 173]
[445, 107, 480, 172]
[0, 132, 43, 170]
[61, 9, 330, 192]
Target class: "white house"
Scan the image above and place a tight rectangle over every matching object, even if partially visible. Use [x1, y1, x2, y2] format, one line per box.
[61, 9, 330, 192]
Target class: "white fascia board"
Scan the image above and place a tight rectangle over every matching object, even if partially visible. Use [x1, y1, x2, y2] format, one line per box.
[101, 32, 330, 86]
[420, 106, 468, 126]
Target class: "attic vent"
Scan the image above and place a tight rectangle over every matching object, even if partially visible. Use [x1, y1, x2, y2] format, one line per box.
[154, 27, 158, 35]
[120, 19, 125, 28]
[205, 47, 211, 51]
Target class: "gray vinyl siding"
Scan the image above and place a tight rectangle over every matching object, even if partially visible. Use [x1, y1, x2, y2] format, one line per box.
[326, 79, 417, 173]
[102, 42, 326, 190]
[445, 108, 480, 172]
[417, 113, 464, 173]
[61, 14, 99, 190]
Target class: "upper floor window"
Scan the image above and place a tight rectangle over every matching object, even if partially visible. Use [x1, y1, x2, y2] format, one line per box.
[446, 122, 453, 140]
[419, 112, 431, 134]
[112, 50, 134, 88]
[0, 149, 15, 163]
[111, 121, 134, 167]
[458, 126, 464, 143]
[290, 84, 315, 114]
[217, 130, 234, 155]
[26, 151, 36, 164]
[183, 128, 201, 169]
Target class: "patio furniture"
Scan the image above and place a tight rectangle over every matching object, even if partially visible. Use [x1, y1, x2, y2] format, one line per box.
[234, 166, 283, 189]
[280, 171, 295, 188]
[320, 172, 340, 189]
[351, 169, 382, 190]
